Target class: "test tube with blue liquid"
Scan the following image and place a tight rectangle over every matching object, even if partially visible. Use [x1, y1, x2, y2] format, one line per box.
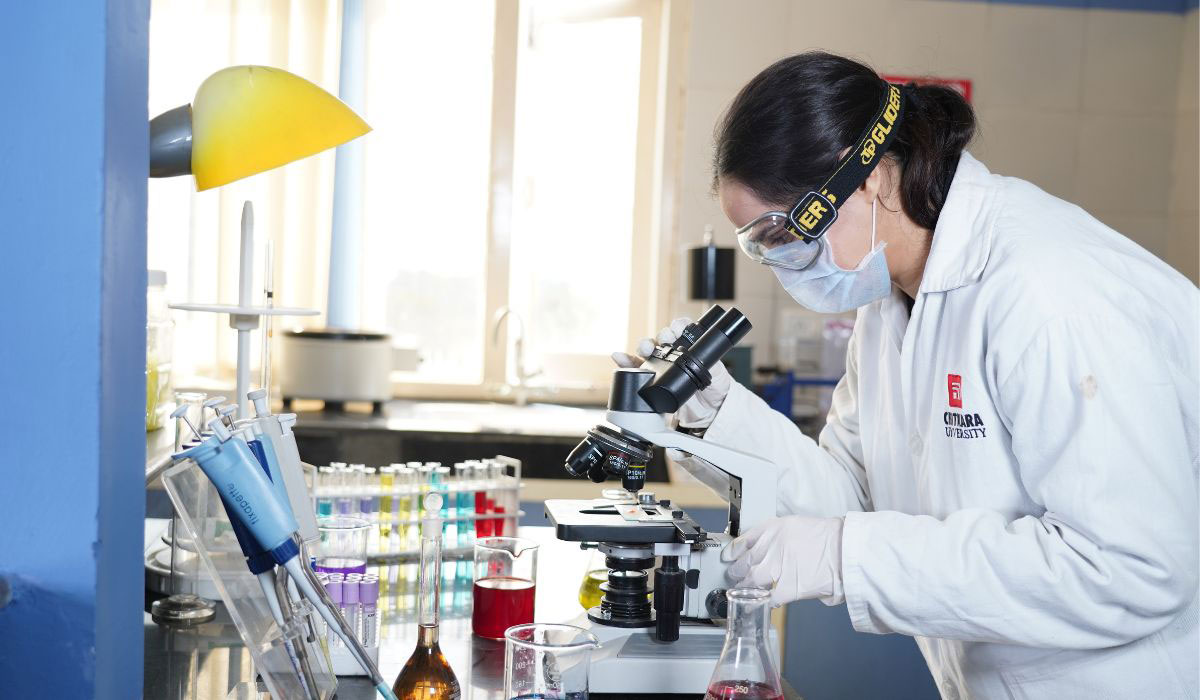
[316, 466, 334, 517]
[454, 462, 475, 585]
[433, 466, 456, 594]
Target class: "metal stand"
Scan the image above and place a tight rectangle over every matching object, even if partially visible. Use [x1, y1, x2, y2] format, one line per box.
[169, 201, 318, 419]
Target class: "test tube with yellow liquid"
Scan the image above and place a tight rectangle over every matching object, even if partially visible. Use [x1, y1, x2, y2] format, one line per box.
[378, 465, 395, 548]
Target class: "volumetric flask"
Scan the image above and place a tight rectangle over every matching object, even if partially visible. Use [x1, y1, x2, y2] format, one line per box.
[504, 623, 598, 700]
[704, 588, 784, 700]
[473, 537, 538, 639]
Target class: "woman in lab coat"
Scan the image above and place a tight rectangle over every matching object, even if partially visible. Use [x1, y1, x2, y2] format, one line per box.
[620, 52, 1199, 698]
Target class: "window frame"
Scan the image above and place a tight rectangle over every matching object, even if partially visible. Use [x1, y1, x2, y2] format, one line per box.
[389, 0, 686, 405]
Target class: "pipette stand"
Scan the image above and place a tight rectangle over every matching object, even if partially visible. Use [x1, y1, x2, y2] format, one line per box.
[162, 458, 338, 700]
[169, 201, 318, 419]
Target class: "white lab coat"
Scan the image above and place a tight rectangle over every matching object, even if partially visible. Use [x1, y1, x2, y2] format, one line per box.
[702, 153, 1200, 699]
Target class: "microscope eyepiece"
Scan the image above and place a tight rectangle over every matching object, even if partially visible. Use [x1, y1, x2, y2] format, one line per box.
[563, 306, 752, 486]
[638, 306, 752, 414]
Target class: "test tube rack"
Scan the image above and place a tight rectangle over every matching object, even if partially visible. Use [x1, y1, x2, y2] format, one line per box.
[313, 456, 523, 564]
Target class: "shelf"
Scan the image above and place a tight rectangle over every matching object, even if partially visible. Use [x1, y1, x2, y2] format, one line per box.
[168, 302, 318, 316]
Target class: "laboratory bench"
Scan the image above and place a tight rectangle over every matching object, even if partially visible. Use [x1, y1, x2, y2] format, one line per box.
[144, 525, 801, 700]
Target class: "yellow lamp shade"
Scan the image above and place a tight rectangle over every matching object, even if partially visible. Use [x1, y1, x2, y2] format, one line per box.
[190, 65, 370, 191]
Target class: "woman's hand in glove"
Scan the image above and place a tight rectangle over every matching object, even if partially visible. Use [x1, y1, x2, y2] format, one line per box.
[723, 515, 846, 607]
[611, 317, 733, 429]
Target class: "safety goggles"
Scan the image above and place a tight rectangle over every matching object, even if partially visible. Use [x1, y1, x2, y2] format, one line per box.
[735, 82, 906, 271]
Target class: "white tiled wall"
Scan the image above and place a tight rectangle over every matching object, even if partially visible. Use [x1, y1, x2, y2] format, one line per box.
[668, 0, 1199, 367]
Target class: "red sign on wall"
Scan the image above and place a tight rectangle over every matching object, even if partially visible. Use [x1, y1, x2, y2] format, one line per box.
[881, 74, 973, 103]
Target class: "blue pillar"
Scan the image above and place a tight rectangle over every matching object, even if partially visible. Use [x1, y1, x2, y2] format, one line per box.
[0, 2, 148, 698]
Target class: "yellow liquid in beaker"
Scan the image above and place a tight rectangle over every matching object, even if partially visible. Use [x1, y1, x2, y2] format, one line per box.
[578, 569, 607, 609]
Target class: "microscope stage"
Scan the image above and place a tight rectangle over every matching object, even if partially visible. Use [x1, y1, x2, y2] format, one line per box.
[544, 499, 680, 543]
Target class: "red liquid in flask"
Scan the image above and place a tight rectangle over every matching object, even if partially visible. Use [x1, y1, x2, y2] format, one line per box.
[704, 681, 785, 700]
[472, 576, 534, 639]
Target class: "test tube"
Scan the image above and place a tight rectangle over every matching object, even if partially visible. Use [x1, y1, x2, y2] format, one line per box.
[316, 466, 334, 517]
[434, 466, 455, 589]
[394, 466, 414, 555]
[346, 464, 366, 516]
[326, 575, 344, 647]
[361, 467, 379, 552]
[413, 465, 430, 517]
[488, 461, 507, 536]
[472, 462, 490, 538]
[360, 467, 377, 515]
[346, 570, 364, 631]
[433, 466, 453, 536]
[453, 462, 475, 583]
[378, 466, 395, 548]
[329, 462, 351, 515]
[360, 578, 379, 647]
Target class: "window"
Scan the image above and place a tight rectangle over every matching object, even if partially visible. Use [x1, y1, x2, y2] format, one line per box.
[359, 1, 496, 385]
[508, 9, 646, 386]
[148, 0, 675, 403]
[369, 0, 668, 401]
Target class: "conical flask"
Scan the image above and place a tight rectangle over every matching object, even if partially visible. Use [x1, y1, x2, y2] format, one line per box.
[704, 588, 785, 700]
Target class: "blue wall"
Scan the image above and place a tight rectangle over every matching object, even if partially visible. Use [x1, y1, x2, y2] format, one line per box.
[0, 2, 148, 698]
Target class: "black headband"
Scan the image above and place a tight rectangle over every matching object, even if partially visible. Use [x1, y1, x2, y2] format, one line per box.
[785, 82, 906, 242]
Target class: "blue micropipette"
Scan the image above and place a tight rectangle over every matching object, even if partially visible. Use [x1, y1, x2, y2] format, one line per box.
[176, 417, 398, 700]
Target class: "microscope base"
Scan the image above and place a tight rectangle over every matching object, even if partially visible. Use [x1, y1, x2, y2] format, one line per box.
[571, 613, 728, 695]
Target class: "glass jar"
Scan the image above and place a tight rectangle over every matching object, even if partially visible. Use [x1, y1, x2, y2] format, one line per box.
[146, 269, 174, 431]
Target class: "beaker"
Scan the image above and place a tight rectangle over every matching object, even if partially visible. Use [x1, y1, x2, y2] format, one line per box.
[703, 588, 784, 700]
[315, 515, 370, 575]
[473, 537, 538, 639]
[504, 623, 598, 700]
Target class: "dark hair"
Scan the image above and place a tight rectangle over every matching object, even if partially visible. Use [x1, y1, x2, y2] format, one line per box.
[713, 52, 976, 231]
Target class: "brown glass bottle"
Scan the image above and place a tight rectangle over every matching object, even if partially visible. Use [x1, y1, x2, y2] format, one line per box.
[392, 493, 462, 699]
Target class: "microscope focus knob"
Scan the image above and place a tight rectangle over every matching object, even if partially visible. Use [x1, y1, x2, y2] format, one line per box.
[706, 589, 729, 619]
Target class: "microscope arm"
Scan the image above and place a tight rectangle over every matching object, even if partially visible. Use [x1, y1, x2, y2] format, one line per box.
[607, 410, 776, 533]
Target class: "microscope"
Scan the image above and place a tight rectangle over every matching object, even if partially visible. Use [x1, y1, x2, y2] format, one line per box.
[544, 305, 779, 695]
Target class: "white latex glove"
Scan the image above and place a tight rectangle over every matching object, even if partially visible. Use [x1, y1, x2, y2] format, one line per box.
[723, 515, 845, 607]
[610, 317, 733, 429]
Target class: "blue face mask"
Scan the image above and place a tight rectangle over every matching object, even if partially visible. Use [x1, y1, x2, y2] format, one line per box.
[768, 198, 892, 313]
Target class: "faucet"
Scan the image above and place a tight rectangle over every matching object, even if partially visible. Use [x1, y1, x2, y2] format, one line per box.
[491, 307, 542, 406]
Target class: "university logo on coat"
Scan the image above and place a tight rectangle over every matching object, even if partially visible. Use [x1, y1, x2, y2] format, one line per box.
[947, 374, 963, 408]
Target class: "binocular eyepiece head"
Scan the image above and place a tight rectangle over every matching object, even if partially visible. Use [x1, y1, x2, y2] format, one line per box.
[638, 306, 750, 413]
[562, 306, 752, 489]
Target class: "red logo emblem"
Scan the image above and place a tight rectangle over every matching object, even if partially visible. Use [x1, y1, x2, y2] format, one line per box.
[947, 374, 963, 408]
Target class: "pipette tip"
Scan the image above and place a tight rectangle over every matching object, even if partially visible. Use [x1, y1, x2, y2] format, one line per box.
[375, 681, 398, 700]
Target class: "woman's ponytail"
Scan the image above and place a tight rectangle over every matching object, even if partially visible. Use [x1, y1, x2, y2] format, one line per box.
[891, 84, 976, 230]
